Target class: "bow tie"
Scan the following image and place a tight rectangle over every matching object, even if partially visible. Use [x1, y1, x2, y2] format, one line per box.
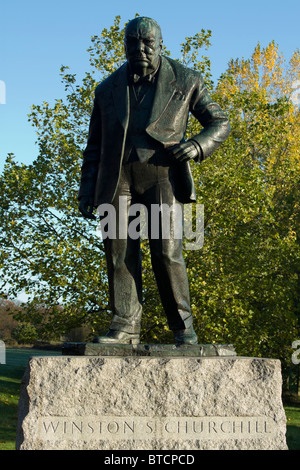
[131, 73, 156, 85]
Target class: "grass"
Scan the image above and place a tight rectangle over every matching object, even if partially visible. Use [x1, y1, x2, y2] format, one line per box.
[0, 347, 300, 450]
[0, 347, 61, 450]
[285, 403, 300, 450]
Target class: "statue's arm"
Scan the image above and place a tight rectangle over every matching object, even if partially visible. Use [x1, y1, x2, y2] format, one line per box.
[189, 77, 231, 161]
[78, 92, 102, 220]
[167, 74, 230, 164]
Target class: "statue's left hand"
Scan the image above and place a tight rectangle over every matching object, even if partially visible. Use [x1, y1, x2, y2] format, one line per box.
[167, 141, 199, 163]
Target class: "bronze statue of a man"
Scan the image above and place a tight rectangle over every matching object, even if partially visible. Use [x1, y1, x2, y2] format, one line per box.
[78, 17, 230, 345]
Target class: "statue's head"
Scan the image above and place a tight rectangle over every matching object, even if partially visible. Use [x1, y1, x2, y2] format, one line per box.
[124, 17, 163, 77]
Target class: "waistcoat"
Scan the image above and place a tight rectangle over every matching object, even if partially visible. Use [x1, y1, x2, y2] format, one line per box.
[123, 81, 165, 164]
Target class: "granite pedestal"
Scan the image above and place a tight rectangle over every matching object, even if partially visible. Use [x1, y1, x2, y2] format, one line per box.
[16, 344, 288, 450]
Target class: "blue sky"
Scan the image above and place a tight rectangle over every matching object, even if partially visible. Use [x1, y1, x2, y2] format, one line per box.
[1, 0, 299, 172]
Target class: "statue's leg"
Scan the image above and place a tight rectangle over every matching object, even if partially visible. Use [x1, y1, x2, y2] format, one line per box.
[138, 164, 197, 343]
[95, 167, 143, 343]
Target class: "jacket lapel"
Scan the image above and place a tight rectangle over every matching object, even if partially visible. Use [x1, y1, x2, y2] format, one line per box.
[112, 57, 176, 131]
[112, 63, 130, 130]
[147, 56, 176, 126]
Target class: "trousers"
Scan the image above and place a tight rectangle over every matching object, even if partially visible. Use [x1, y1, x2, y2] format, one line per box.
[101, 160, 193, 334]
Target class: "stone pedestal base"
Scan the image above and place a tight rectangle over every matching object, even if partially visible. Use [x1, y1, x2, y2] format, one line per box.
[16, 354, 288, 450]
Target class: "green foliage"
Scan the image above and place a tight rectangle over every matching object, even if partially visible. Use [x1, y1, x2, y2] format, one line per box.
[0, 15, 299, 371]
[183, 42, 300, 370]
[179, 29, 213, 91]
[11, 323, 38, 344]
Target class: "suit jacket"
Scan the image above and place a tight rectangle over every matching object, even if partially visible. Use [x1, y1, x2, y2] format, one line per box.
[78, 56, 230, 206]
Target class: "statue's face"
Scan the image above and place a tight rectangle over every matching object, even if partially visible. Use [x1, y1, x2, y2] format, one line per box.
[125, 19, 162, 76]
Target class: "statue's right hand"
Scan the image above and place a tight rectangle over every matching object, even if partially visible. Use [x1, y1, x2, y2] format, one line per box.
[78, 197, 96, 220]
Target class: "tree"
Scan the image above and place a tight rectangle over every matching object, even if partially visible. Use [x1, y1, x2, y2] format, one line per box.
[185, 41, 300, 369]
[0, 298, 19, 341]
[11, 323, 38, 345]
[0, 16, 299, 371]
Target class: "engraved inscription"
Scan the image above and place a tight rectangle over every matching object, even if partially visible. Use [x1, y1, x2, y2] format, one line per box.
[38, 416, 277, 441]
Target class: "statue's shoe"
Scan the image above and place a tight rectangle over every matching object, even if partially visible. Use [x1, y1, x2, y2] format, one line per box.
[93, 329, 140, 345]
[173, 325, 198, 345]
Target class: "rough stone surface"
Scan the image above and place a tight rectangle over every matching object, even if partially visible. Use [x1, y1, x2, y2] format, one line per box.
[16, 355, 288, 450]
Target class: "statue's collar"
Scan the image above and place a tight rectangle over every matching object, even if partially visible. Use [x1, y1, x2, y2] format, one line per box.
[128, 57, 161, 84]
